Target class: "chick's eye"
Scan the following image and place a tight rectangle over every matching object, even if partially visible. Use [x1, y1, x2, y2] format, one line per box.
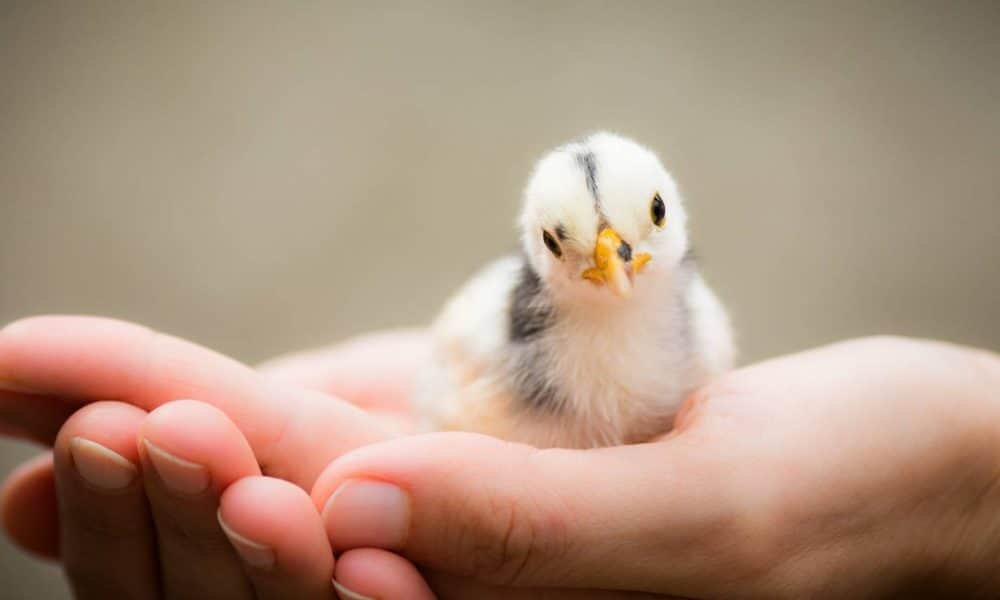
[651, 193, 666, 227]
[542, 230, 562, 258]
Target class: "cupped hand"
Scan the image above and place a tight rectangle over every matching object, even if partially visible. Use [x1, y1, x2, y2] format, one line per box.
[0, 316, 426, 599]
[0, 317, 691, 599]
[311, 337, 1000, 599]
[5, 317, 1000, 599]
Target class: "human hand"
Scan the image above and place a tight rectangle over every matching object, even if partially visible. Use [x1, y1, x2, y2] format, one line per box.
[5, 319, 999, 599]
[2, 318, 652, 599]
[0, 316, 427, 599]
[310, 337, 1000, 598]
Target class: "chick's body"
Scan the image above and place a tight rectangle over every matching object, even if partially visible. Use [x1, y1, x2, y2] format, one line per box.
[415, 133, 734, 448]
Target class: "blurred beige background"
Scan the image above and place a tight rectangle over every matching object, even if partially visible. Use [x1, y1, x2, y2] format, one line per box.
[1, 1, 998, 597]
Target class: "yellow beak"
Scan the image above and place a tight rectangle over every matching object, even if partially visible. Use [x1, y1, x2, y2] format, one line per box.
[582, 227, 652, 297]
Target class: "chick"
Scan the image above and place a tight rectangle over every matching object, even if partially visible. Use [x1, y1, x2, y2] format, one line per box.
[415, 133, 734, 448]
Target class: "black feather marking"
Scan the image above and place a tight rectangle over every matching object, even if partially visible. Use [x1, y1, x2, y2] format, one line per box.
[617, 240, 632, 262]
[508, 261, 552, 342]
[576, 150, 599, 212]
[555, 223, 568, 241]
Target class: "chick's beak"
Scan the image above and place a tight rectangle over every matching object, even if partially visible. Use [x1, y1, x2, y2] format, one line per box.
[582, 227, 652, 297]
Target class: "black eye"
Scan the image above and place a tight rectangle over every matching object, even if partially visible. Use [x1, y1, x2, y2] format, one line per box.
[542, 230, 562, 258]
[651, 193, 666, 227]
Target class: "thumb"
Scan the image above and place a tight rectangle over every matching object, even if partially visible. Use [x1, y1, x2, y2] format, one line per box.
[311, 431, 742, 593]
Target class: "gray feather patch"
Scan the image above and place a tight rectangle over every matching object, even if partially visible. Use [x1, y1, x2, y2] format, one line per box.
[510, 346, 560, 412]
[508, 260, 552, 341]
[576, 150, 599, 211]
[507, 259, 561, 411]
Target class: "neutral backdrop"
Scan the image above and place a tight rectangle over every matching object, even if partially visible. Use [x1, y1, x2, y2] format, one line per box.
[2, 2, 998, 597]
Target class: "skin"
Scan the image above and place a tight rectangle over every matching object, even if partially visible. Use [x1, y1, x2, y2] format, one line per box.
[1, 317, 999, 598]
[0, 317, 415, 600]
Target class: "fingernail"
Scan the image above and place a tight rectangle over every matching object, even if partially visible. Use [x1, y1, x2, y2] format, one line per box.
[323, 479, 409, 551]
[143, 439, 209, 495]
[69, 437, 137, 491]
[333, 580, 375, 600]
[217, 509, 276, 570]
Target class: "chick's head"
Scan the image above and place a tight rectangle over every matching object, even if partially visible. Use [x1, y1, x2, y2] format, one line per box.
[520, 132, 690, 302]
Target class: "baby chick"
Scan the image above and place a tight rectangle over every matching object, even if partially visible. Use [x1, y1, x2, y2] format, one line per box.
[415, 133, 734, 448]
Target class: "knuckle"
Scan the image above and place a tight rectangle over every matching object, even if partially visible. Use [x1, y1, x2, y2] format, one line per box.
[449, 448, 573, 586]
[152, 504, 230, 549]
[63, 495, 150, 540]
[455, 482, 567, 586]
[74, 513, 147, 541]
[465, 490, 539, 585]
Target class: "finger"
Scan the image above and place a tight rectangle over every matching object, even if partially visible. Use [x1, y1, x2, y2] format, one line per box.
[52, 401, 158, 599]
[257, 329, 428, 413]
[138, 399, 260, 600]
[0, 315, 391, 487]
[312, 432, 735, 593]
[333, 548, 435, 600]
[0, 451, 59, 558]
[219, 476, 335, 599]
